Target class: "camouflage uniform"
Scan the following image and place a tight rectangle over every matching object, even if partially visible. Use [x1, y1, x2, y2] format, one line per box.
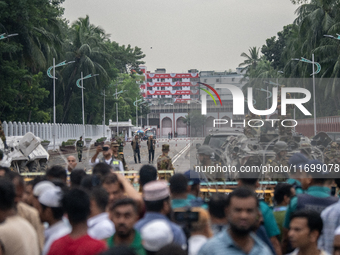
[111, 141, 127, 170]
[157, 144, 174, 180]
[324, 142, 340, 164]
[277, 86, 294, 140]
[266, 141, 289, 180]
[299, 143, 313, 159]
[244, 113, 261, 138]
[115, 136, 125, 153]
[76, 137, 84, 162]
[196, 145, 224, 181]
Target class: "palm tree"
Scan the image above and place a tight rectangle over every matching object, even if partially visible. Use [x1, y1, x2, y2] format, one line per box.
[239, 46, 261, 71]
[60, 15, 111, 123]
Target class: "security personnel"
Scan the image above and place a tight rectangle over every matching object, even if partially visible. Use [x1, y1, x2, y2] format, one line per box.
[324, 141, 340, 164]
[157, 144, 174, 180]
[111, 141, 127, 170]
[76, 136, 84, 162]
[147, 135, 156, 164]
[115, 135, 125, 153]
[266, 141, 289, 180]
[299, 143, 313, 159]
[244, 112, 261, 138]
[196, 145, 223, 181]
[89, 143, 124, 172]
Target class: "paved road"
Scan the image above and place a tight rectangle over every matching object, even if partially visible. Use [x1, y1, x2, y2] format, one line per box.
[48, 138, 204, 173]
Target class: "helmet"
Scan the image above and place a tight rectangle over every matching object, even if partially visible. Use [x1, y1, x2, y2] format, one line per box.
[273, 141, 288, 153]
[197, 145, 213, 156]
[336, 138, 340, 144]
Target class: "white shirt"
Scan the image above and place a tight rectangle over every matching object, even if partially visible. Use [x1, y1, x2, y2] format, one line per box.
[188, 235, 208, 255]
[89, 158, 124, 172]
[43, 220, 71, 255]
[88, 212, 115, 240]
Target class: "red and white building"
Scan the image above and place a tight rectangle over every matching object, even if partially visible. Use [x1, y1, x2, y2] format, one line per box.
[139, 66, 199, 103]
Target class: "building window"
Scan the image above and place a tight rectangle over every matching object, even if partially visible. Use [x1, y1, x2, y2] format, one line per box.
[161, 87, 165, 90]
[232, 78, 235, 82]
[204, 79, 207, 83]
[161, 78, 165, 82]
[147, 87, 152, 91]
[216, 78, 220, 82]
[147, 79, 152, 82]
[173, 78, 182, 82]
[161, 95, 165, 98]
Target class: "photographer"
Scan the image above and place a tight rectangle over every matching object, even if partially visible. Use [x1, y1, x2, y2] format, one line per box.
[89, 144, 123, 172]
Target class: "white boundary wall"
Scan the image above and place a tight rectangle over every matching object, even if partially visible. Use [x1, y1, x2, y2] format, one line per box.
[2, 121, 110, 149]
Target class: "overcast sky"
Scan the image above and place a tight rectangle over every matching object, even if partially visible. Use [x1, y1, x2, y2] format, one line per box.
[62, 0, 297, 73]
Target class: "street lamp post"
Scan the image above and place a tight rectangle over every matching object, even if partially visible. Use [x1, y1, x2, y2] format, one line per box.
[47, 59, 74, 150]
[113, 89, 127, 136]
[133, 98, 143, 127]
[292, 55, 321, 136]
[76, 73, 99, 138]
[0, 33, 18, 40]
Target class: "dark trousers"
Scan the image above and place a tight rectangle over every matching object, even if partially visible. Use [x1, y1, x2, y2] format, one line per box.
[134, 150, 141, 163]
[149, 149, 154, 163]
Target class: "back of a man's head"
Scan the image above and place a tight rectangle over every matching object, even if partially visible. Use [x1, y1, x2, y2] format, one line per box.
[226, 187, 259, 208]
[70, 169, 87, 188]
[90, 187, 109, 213]
[208, 193, 228, 219]
[169, 174, 188, 195]
[92, 163, 112, 178]
[0, 179, 16, 218]
[139, 165, 157, 187]
[62, 188, 90, 225]
[46, 165, 67, 183]
[274, 183, 293, 205]
[237, 171, 259, 188]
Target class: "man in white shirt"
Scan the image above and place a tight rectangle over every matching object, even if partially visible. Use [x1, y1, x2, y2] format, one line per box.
[87, 187, 115, 240]
[89, 144, 124, 172]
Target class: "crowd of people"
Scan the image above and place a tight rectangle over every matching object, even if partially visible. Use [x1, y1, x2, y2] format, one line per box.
[1, 150, 340, 255]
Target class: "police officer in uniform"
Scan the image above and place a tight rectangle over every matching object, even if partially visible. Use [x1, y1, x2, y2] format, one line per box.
[111, 141, 127, 170]
[89, 143, 124, 172]
[157, 144, 174, 180]
[299, 143, 313, 159]
[266, 141, 289, 180]
[76, 136, 84, 162]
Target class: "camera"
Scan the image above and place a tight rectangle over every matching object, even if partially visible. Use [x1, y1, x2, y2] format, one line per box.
[102, 146, 109, 151]
[174, 210, 199, 223]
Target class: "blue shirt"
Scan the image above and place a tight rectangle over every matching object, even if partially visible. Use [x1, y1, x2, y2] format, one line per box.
[198, 228, 273, 255]
[134, 212, 187, 247]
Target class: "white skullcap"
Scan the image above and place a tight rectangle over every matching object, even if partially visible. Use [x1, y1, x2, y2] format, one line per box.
[141, 219, 174, 251]
[38, 187, 62, 208]
[33, 181, 56, 197]
[143, 181, 170, 201]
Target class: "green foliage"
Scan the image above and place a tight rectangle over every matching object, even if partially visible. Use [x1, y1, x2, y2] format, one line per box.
[0, 1, 145, 125]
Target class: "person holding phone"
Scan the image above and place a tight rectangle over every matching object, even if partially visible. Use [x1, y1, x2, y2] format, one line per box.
[89, 143, 124, 172]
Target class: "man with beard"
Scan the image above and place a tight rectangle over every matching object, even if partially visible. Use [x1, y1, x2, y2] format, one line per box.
[107, 198, 146, 255]
[198, 187, 272, 255]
